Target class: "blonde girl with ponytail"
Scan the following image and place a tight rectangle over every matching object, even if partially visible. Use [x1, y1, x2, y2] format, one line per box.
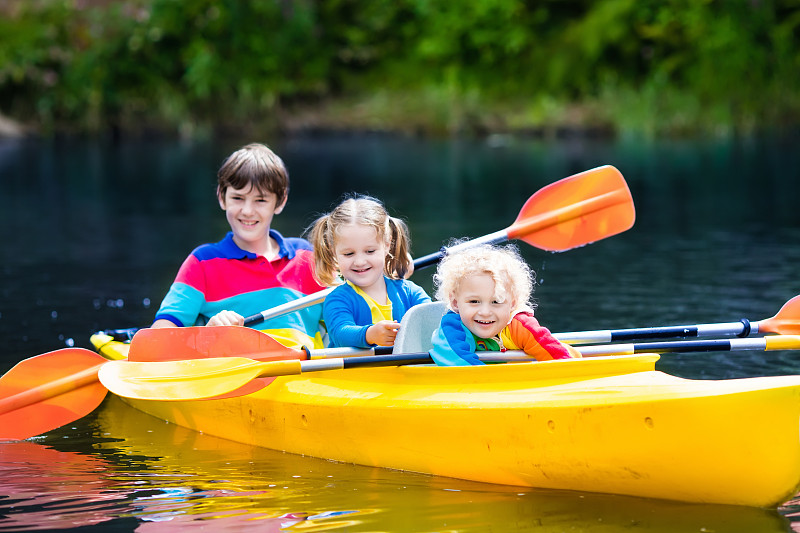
[308, 195, 430, 348]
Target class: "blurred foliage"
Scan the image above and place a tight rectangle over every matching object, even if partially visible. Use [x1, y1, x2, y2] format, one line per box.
[0, 0, 798, 137]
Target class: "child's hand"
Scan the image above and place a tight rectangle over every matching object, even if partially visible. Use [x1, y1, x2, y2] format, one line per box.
[206, 310, 244, 327]
[366, 320, 401, 346]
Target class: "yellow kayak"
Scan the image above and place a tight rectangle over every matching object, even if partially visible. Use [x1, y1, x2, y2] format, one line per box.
[79, 394, 791, 532]
[90, 333, 800, 508]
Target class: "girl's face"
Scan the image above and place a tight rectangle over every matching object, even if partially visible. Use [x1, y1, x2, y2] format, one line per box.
[452, 273, 515, 339]
[334, 224, 388, 292]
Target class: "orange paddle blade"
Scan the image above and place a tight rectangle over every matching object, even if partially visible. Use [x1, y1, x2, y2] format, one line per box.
[509, 165, 635, 252]
[0, 348, 107, 440]
[759, 295, 800, 335]
[127, 326, 305, 362]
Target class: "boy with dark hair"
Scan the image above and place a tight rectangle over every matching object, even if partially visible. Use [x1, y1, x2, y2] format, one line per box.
[151, 143, 326, 349]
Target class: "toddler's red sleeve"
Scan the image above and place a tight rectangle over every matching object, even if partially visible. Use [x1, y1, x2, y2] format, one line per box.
[506, 312, 581, 361]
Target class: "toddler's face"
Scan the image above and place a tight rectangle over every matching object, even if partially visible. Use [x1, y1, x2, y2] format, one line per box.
[451, 273, 514, 339]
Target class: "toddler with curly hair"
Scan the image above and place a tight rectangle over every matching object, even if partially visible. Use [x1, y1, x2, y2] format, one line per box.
[430, 243, 581, 365]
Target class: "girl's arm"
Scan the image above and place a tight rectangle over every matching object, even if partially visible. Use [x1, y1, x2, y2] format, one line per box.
[503, 312, 582, 360]
[323, 288, 371, 348]
[366, 321, 401, 346]
[406, 280, 432, 306]
[389, 278, 431, 314]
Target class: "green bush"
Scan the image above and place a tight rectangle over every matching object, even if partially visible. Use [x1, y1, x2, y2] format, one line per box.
[0, 0, 797, 136]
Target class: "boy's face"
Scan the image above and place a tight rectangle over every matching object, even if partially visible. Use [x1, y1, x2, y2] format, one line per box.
[451, 273, 515, 339]
[218, 185, 287, 252]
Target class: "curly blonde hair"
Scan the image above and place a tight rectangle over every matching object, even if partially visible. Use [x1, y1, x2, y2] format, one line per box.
[433, 243, 535, 312]
[307, 195, 413, 286]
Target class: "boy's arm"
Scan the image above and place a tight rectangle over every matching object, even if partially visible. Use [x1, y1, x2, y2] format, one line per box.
[152, 255, 206, 328]
[430, 312, 484, 366]
[503, 312, 582, 361]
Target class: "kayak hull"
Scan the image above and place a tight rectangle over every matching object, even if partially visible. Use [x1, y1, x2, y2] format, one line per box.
[91, 334, 800, 507]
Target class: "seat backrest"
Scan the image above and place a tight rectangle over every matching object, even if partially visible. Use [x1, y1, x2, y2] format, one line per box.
[394, 301, 447, 354]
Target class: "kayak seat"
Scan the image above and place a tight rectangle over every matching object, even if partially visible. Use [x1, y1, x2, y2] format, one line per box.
[394, 301, 447, 354]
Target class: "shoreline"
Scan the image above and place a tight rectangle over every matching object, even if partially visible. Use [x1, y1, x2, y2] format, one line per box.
[2, 103, 796, 142]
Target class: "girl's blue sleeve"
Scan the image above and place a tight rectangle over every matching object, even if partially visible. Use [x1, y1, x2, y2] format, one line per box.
[429, 312, 484, 366]
[388, 278, 431, 323]
[323, 287, 371, 348]
[407, 280, 432, 307]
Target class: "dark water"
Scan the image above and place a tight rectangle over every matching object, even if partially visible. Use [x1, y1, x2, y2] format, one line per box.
[2, 134, 800, 531]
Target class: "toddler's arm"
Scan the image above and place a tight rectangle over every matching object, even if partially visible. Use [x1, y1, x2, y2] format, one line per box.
[504, 312, 581, 361]
[430, 312, 484, 366]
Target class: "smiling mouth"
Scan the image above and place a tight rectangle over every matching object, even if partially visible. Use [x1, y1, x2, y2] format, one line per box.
[475, 319, 495, 325]
[239, 220, 258, 227]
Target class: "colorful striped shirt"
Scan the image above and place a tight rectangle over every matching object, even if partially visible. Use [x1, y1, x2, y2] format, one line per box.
[154, 231, 326, 349]
[430, 310, 580, 366]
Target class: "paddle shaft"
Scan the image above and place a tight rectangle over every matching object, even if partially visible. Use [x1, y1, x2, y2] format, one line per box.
[243, 288, 332, 326]
[241, 235, 511, 326]
[242, 246, 442, 326]
[304, 337, 800, 361]
[244, 233, 513, 326]
[555, 320, 758, 345]
[557, 295, 800, 344]
[242, 166, 633, 327]
[578, 335, 800, 356]
[414, 189, 631, 269]
[299, 337, 800, 366]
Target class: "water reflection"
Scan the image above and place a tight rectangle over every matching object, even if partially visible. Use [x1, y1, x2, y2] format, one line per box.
[0, 396, 793, 532]
[0, 440, 130, 530]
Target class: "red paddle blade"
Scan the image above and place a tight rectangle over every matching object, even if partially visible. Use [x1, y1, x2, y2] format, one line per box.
[0, 348, 107, 440]
[128, 326, 305, 362]
[760, 295, 800, 335]
[509, 165, 635, 252]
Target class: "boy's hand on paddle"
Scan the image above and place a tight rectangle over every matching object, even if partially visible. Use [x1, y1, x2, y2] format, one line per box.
[207, 310, 245, 327]
[366, 321, 401, 346]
